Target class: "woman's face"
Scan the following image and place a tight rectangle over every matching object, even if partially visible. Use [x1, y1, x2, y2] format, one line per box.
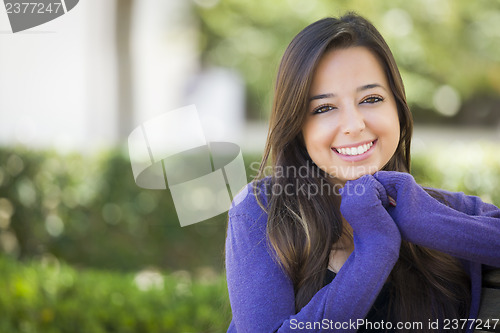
[302, 46, 400, 183]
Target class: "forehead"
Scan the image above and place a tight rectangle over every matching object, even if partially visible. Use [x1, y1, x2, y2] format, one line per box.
[310, 46, 389, 92]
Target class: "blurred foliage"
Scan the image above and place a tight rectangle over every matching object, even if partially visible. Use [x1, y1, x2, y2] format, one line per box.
[0, 255, 231, 332]
[0, 145, 261, 273]
[411, 141, 500, 205]
[193, 0, 500, 124]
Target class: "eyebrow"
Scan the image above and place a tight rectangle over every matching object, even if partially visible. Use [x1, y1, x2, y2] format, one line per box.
[308, 83, 386, 101]
[309, 93, 334, 101]
[358, 83, 384, 92]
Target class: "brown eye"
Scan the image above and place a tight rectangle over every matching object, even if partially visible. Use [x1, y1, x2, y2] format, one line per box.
[312, 104, 336, 114]
[361, 96, 384, 104]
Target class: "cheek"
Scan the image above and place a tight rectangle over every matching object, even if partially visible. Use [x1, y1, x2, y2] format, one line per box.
[301, 122, 332, 166]
[385, 111, 401, 147]
[366, 107, 399, 136]
[302, 119, 337, 147]
[371, 112, 400, 154]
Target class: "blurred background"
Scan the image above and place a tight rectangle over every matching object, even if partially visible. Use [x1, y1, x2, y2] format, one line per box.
[0, 0, 499, 331]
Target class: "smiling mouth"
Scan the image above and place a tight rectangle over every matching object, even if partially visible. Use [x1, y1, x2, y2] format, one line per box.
[333, 140, 377, 156]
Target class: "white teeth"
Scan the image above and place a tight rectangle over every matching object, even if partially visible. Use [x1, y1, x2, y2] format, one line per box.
[336, 141, 374, 156]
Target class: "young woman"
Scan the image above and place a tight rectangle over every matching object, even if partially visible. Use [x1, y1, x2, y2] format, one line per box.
[225, 13, 500, 332]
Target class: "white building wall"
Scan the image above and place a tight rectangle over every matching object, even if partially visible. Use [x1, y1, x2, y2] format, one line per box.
[0, 0, 245, 153]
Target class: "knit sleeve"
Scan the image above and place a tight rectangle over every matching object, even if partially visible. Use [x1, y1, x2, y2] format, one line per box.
[438, 189, 500, 219]
[225, 181, 399, 332]
[433, 189, 500, 266]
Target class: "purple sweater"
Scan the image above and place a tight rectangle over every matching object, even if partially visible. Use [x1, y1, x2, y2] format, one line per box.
[225, 174, 500, 332]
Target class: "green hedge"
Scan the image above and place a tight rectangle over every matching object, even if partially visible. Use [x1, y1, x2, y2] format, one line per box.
[0, 255, 231, 333]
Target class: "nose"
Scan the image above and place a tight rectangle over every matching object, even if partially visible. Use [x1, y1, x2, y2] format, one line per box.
[340, 104, 365, 135]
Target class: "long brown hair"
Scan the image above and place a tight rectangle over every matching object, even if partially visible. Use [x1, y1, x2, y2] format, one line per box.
[255, 13, 470, 331]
